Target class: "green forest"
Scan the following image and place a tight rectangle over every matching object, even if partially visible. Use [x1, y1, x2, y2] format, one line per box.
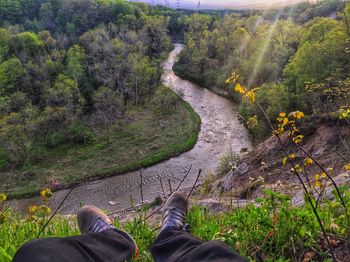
[0, 0, 349, 261]
[0, 0, 200, 197]
[174, 0, 350, 137]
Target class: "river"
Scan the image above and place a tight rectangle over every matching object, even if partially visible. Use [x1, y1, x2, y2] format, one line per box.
[12, 44, 252, 215]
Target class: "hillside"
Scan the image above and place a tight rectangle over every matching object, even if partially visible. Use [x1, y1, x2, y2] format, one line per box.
[210, 117, 350, 200]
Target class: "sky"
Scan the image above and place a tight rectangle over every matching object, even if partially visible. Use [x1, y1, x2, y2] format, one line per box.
[129, 0, 314, 9]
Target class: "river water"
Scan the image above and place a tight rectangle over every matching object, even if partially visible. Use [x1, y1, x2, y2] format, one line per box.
[12, 44, 252, 215]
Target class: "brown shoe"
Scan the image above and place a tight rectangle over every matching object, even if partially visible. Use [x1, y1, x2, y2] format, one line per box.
[160, 192, 188, 232]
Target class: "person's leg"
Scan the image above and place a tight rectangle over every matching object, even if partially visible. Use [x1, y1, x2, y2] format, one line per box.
[152, 229, 246, 262]
[13, 229, 136, 262]
[151, 192, 247, 262]
[13, 206, 137, 262]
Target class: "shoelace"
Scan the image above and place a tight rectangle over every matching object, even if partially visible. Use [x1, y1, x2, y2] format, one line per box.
[89, 217, 114, 233]
[163, 208, 186, 229]
[89, 218, 140, 259]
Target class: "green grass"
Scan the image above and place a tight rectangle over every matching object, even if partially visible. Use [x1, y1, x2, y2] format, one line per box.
[0, 86, 201, 198]
[0, 189, 349, 261]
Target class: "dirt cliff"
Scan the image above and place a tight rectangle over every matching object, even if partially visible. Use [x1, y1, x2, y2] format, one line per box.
[212, 116, 350, 199]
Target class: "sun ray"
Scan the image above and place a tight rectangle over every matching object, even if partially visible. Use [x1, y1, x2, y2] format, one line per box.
[246, 1, 290, 86]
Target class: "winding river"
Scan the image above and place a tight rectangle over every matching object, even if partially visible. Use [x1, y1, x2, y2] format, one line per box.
[12, 44, 252, 214]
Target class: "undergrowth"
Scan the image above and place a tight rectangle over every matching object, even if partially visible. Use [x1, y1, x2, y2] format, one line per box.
[1, 188, 349, 262]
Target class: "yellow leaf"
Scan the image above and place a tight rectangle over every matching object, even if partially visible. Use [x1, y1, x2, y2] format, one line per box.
[289, 153, 296, 159]
[282, 117, 289, 128]
[293, 135, 304, 144]
[289, 111, 305, 120]
[282, 157, 288, 166]
[226, 73, 240, 84]
[279, 112, 286, 117]
[247, 115, 258, 129]
[40, 188, 52, 201]
[304, 158, 314, 166]
[39, 205, 51, 215]
[294, 164, 302, 173]
[245, 91, 256, 103]
[28, 205, 38, 214]
[234, 83, 246, 94]
[314, 174, 320, 188]
[344, 163, 350, 171]
[0, 193, 6, 202]
[338, 108, 350, 120]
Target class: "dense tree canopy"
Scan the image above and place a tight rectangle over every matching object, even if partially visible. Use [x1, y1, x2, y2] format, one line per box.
[175, 1, 350, 136]
[0, 0, 173, 169]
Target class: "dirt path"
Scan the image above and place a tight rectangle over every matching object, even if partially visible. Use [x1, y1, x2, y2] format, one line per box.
[12, 44, 252, 214]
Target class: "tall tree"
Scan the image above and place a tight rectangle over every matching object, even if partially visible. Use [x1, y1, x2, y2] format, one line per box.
[0, 58, 26, 94]
[91, 86, 124, 144]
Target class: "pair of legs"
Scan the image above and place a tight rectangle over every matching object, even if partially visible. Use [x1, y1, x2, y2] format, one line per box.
[13, 192, 246, 262]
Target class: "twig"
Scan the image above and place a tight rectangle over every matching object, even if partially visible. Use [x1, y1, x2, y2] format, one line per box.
[168, 179, 173, 194]
[315, 190, 324, 209]
[130, 205, 163, 234]
[131, 169, 203, 233]
[187, 169, 202, 200]
[282, 138, 336, 260]
[140, 169, 144, 206]
[108, 183, 205, 216]
[292, 140, 347, 211]
[302, 166, 313, 191]
[37, 187, 74, 238]
[226, 136, 239, 209]
[159, 177, 166, 197]
[0, 201, 11, 217]
[176, 165, 192, 191]
[140, 179, 203, 223]
[255, 103, 337, 261]
[143, 206, 163, 223]
[152, 225, 161, 233]
[290, 236, 296, 262]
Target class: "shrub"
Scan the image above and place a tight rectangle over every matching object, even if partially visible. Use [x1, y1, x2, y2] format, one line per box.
[0, 147, 8, 171]
[152, 86, 180, 116]
[68, 123, 96, 145]
[218, 153, 240, 177]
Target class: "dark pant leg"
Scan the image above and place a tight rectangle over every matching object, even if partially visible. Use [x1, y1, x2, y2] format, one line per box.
[151, 229, 247, 262]
[13, 229, 136, 262]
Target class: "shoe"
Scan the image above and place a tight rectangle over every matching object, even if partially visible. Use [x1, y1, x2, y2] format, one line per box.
[77, 205, 139, 259]
[77, 205, 115, 234]
[160, 192, 188, 232]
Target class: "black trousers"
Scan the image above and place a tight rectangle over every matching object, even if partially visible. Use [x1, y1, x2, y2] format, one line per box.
[13, 229, 246, 262]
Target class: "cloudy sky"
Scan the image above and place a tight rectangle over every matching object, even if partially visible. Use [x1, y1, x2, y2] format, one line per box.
[131, 0, 314, 9]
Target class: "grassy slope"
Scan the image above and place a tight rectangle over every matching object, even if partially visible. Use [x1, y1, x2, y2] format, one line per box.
[0, 86, 200, 198]
[1, 190, 349, 262]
